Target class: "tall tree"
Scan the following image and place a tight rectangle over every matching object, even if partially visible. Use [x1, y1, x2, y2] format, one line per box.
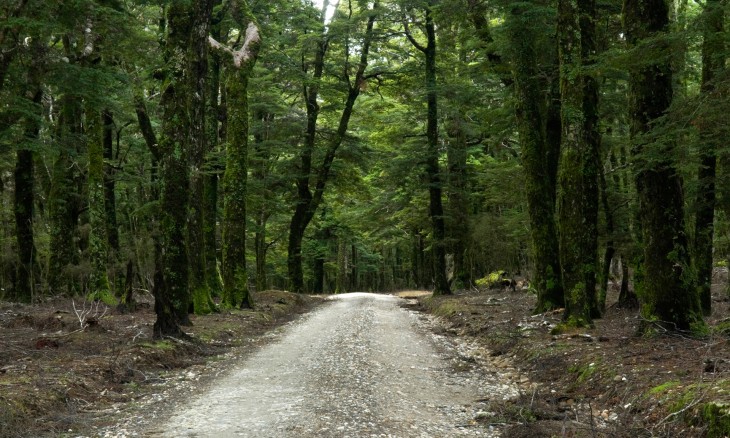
[287, 1, 378, 292]
[404, 0, 451, 295]
[555, 0, 600, 327]
[505, 2, 564, 311]
[188, 0, 216, 314]
[623, 0, 702, 332]
[88, 110, 112, 299]
[694, 0, 724, 315]
[211, 2, 261, 308]
[155, 0, 195, 337]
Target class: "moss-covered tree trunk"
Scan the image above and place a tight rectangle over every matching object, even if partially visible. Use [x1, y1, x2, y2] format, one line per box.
[694, 0, 724, 315]
[211, 11, 261, 309]
[48, 94, 83, 295]
[556, 0, 600, 328]
[624, 0, 702, 332]
[154, 1, 194, 337]
[506, 2, 563, 312]
[188, 0, 216, 315]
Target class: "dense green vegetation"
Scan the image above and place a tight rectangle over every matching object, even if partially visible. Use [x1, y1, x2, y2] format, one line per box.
[1, 0, 728, 336]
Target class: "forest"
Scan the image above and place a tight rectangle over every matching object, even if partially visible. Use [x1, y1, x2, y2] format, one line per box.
[0, 0, 729, 338]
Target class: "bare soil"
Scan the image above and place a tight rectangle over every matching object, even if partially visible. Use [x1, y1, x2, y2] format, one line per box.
[410, 280, 730, 437]
[0, 290, 323, 437]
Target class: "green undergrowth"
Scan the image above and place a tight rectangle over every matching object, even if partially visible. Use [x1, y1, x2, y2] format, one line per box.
[647, 379, 730, 437]
[422, 295, 470, 318]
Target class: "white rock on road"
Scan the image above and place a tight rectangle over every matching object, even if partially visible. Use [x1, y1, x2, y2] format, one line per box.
[143, 292, 517, 437]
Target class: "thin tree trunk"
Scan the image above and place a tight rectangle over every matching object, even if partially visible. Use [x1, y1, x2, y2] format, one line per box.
[446, 116, 470, 287]
[404, 1, 450, 295]
[336, 236, 347, 294]
[204, 0, 224, 298]
[694, 0, 724, 315]
[89, 111, 112, 299]
[598, 163, 615, 314]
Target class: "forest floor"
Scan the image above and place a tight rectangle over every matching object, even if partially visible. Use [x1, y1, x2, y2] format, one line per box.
[0, 290, 324, 437]
[409, 276, 730, 437]
[0, 281, 728, 437]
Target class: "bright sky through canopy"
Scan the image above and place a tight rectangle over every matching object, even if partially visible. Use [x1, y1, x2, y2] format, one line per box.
[312, 0, 338, 25]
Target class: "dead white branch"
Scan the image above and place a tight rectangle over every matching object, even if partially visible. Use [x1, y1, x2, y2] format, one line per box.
[72, 298, 109, 330]
[208, 22, 260, 69]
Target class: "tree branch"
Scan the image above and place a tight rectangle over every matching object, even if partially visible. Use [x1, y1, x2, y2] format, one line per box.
[208, 21, 261, 69]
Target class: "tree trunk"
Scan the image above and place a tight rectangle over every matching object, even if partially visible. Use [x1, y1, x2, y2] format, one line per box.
[624, 0, 702, 332]
[287, 4, 378, 292]
[252, 110, 273, 292]
[336, 236, 347, 294]
[214, 11, 262, 309]
[204, 0, 224, 298]
[254, 209, 269, 292]
[446, 116, 470, 287]
[556, 0, 600, 328]
[188, 0, 216, 315]
[694, 0, 724, 315]
[13, 89, 41, 302]
[102, 111, 119, 257]
[221, 69, 254, 308]
[155, 1, 194, 337]
[506, 2, 563, 312]
[88, 111, 112, 299]
[597, 162, 615, 314]
[405, 1, 450, 295]
[48, 94, 82, 295]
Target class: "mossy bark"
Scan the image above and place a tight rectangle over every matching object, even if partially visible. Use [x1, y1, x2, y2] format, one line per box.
[694, 0, 724, 315]
[506, 2, 563, 312]
[624, 0, 702, 332]
[221, 70, 254, 308]
[216, 9, 261, 309]
[155, 1, 194, 337]
[556, 0, 600, 327]
[48, 94, 83, 295]
[188, 0, 216, 315]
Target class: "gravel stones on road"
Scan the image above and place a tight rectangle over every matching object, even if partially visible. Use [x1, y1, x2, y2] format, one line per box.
[146, 293, 519, 437]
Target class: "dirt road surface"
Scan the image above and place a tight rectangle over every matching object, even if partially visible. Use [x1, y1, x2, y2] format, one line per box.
[144, 293, 515, 437]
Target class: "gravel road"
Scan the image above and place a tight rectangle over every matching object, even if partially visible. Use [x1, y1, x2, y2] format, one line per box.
[145, 293, 517, 437]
